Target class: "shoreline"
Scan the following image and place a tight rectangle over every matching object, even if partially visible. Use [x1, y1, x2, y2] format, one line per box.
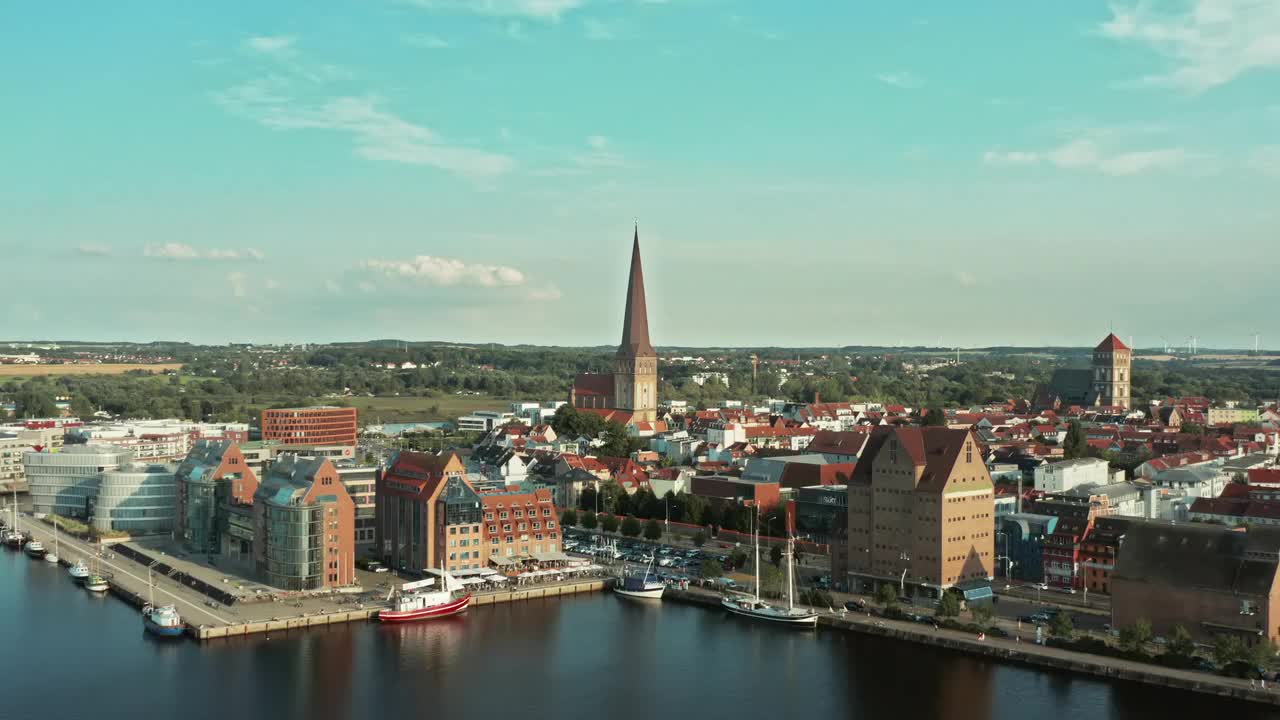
[664, 586, 1280, 707]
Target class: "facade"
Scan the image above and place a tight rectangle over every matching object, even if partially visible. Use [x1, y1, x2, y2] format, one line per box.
[0, 433, 23, 490]
[1033, 495, 1095, 590]
[174, 440, 259, 555]
[570, 227, 658, 425]
[845, 427, 996, 598]
[1079, 516, 1132, 594]
[1111, 521, 1280, 645]
[1033, 457, 1110, 493]
[996, 513, 1058, 583]
[1092, 333, 1132, 409]
[253, 455, 355, 590]
[337, 463, 377, 553]
[794, 484, 848, 545]
[261, 406, 358, 447]
[1208, 406, 1259, 425]
[376, 452, 469, 573]
[25, 444, 133, 518]
[481, 487, 560, 564]
[690, 474, 781, 509]
[92, 463, 177, 534]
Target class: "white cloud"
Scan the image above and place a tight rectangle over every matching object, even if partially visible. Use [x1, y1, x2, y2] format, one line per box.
[144, 243, 265, 261]
[324, 279, 344, 294]
[408, 0, 584, 22]
[954, 271, 977, 287]
[404, 34, 452, 49]
[587, 134, 609, 150]
[76, 243, 112, 256]
[876, 71, 924, 89]
[1099, 1, 1280, 92]
[244, 36, 296, 56]
[584, 19, 614, 40]
[506, 21, 529, 40]
[575, 134, 625, 167]
[361, 255, 528, 287]
[357, 281, 378, 294]
[1249, 145, 1280, 176]
[264, 278, 281, 290]
[227, 271, 249, 298]
[528, 284, 563, 301]
[983, 138, 1189, 176]
[214, 84, 515, 179]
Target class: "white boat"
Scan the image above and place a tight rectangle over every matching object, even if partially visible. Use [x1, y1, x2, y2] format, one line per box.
[68, 560, 90, 582]
[142, 567, 185, 637]
[614, 555, 665, 599]
[85, 541, 110, 593]
[44, 520, 60, 563]
[24, 540, 46, 559]
[379, 569, 471, 623]
[720, 510, 818, 628]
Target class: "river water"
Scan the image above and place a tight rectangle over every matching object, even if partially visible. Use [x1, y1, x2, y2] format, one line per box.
[2, 550, 1273, 720]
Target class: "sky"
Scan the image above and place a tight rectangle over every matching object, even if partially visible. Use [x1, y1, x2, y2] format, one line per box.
[3, 1, 1278, 350]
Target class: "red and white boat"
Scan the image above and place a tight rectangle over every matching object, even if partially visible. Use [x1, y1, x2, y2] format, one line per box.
[379, 569, 472, 623]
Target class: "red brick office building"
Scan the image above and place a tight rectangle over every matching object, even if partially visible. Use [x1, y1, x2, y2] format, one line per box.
[261, 406, 358, 447]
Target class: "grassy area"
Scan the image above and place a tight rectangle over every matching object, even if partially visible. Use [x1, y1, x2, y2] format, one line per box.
[0, 363, 182, 378]
[342, 394, 513, 424]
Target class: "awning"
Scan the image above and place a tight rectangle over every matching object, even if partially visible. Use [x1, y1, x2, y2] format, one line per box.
[954, 580, 994, 602]
[531, 551, 570, 563]
[490, 556, 519, 567]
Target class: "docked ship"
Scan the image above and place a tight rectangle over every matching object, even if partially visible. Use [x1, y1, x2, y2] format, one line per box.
[720, 505, 818, 628]
[68, 560, 90, 582]
[84, 574, 110, 594]
[24, 540, 46, 559]
[614, 555, 665, 600]
[379, 569, 471, 623]
[142, 567, 185, 637]
[2, 530, 24, 550]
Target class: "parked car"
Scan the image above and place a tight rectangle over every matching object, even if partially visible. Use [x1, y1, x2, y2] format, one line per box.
[844, 599, 868, 611]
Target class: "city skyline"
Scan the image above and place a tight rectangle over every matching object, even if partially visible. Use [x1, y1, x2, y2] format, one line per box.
[5, 2, 1278, 348]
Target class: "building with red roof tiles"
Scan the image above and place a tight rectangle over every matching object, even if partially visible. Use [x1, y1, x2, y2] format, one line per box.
[376, 452, 490, 573]
[804, 429, 870, 463]
[842, 426, 995, 598]
[481, 487, 561, 563]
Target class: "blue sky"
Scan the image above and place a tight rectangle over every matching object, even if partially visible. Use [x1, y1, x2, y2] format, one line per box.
[3, 1, 1278, 349]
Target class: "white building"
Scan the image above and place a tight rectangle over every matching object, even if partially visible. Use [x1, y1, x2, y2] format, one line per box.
[456, 411, 516, 433]
[1033, 458, 1110, 493]
[25, 444, 133, 518]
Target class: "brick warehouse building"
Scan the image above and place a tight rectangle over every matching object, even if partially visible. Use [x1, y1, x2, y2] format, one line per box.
[842, 426, 995, 600]
[261, 406, 358, 447]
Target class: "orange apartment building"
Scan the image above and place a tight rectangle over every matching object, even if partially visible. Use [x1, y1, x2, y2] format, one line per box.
[252, 454, 355, 590]
[261, 406, 358, 447]
[844, 427, 995, 599]
[481, 487, 561, 567]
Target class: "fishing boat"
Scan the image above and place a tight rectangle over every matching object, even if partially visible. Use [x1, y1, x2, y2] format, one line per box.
[614, 555, 665, 599]
[24, 540, 46, 559]
[142, 568, 185, 637]
[44, 521, 60, 564]
[720, 505, 818, 628]
[2, 530, 22, 550]
[379, 569, 471, 623]
[68, 559, 90, 582]
[85, 542, 110, 594]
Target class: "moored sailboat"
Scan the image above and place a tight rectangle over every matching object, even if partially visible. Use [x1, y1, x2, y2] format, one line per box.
[720, 504, 818, 628]
[44, 520, 60, 564]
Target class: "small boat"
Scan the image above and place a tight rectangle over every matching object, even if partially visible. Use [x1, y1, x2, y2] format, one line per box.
[614, 555, 665, 600]
[85, 575, 110, 594]
[142, 567, 185, 637]
[379, 569, 471, 623]
[24, 540, 46, 559]
[68, 560, 90, 582]
[44, 520, 60, 563]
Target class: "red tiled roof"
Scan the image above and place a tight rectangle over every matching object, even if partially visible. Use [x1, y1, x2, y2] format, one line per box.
[1095, 333, 1129, 352]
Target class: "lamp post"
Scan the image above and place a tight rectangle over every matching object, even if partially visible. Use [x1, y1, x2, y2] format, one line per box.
[899, 550, 911, 599]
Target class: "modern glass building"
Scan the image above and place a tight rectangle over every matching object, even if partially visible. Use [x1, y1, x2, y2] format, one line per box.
[174, 440, 257, 555]
[92, 463, 178, 534]
[25, 444, 133, 518]
[254, 454, 355, 590]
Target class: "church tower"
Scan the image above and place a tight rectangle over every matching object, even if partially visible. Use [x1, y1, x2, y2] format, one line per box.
[613, 226, 658, 423]
[1091, 333, 1131, 410]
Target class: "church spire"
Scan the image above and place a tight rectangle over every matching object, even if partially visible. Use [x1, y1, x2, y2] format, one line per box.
[619, 224, 655, 357]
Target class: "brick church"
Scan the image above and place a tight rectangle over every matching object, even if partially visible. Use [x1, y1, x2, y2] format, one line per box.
[568, 226, 658, 425]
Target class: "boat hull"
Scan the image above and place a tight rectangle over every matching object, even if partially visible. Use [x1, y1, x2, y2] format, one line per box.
[721, 598, 819, 627]
[144, 617, 187, 638]
[379, 593, 471, 623]
[613, 585, 665, 600]
[44, 553, 60, 563]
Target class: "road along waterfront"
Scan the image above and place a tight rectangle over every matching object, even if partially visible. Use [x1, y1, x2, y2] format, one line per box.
[4, 549, 1278, 720]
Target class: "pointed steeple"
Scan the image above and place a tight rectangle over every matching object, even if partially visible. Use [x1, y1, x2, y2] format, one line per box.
[618, 224, 655, 357]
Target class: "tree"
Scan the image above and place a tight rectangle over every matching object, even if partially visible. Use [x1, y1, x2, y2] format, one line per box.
[1213, 634, 1247, 668]
[922, 407, 947, 426]
[1063, 420, 1088, 459]
[14, 387, 57, 418]
[70, 395, 94, 419]
[1165, 625, 1196, 659]
[770, 545, 783, 567]
[971, 605, 994, 628]
[1050, 611, 1075, 639]
[580, 511, 598, 530]
[1250, 639, 1278, 672]
[1119, 618, 1153, 654]
[643, 518, 662, 541]
[730, 550, 748, 570]
[936, 591, 962, 618]
[578, 487, 597, 512]
[759, 563, 784, 598]
[561, 509, 578, 527]
[875, 584, 898, 607]
[620, 516, 641, 537]
[699, 558, 724, 579]
[601, 514, 620, 533]
[692, 530, 707, 547]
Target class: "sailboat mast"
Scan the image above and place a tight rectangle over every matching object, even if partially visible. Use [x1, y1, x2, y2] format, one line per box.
[786, 536, 795, 611]
[753, 509, 761, 603]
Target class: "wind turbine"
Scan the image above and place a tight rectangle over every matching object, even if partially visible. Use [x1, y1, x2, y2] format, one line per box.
[1254, 333, 1261, 356]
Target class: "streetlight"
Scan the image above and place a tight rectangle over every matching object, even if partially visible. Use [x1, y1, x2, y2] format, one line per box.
[899, 550, 911, 599]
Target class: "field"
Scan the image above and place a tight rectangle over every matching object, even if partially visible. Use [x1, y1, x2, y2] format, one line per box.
[0, 363, 183, 378]
[342, 394, 512, 424]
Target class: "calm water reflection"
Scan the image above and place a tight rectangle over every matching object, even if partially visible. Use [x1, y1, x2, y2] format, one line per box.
[2, 551, 1273, 720]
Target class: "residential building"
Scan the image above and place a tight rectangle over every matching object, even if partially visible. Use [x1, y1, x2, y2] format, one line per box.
[261, 406, 358, 447]
[376, 451, 470, 573]
[336, 463, 377, 553]
[174, 440, 259, 555]
[253, 455, 355, 590]
[457, 411, 516, 433]
[481, 487, 560, 566]
[1079, 516, 1132, 594]
[996, 513, 1058, 583]
[1033, 494, 1095, 590]
[0, 433, 24, 491]
[1111, 521, 1280, 645]
[25, 444, 132, 518]
[569, 227, 658, 425]
[845, 427, 996, 599]
[1033, 457, 1110, 493]
[1208, 406, 1260, 425]
[804, 429, 869, 463]
[91, 463, 177, 534]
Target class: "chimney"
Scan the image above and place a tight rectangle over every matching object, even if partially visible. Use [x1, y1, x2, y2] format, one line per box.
[814, 391, 821, 405]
